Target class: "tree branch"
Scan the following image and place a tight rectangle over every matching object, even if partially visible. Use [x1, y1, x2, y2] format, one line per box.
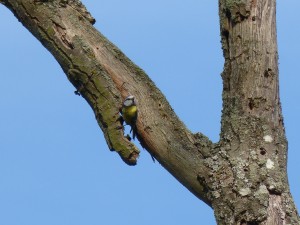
[5, 1, 299, 222]
[2, 0, 215, 205]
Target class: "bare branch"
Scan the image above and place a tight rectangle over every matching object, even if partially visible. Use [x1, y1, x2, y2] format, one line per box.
[3, 0, 214, 204]
[4, 1, 299, 223]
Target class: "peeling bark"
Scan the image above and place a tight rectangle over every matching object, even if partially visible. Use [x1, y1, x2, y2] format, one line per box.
[1, 0, 299, 224]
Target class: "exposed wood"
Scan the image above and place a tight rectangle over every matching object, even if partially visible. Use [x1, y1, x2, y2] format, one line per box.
[1, 0, 299, 224]
[1, 0, 214, 205]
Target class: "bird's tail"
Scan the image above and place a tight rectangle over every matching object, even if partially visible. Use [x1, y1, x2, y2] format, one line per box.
[130, 124, 137, 140]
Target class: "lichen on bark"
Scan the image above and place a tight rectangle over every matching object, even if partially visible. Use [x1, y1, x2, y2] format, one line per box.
[1, 0, 299, 224]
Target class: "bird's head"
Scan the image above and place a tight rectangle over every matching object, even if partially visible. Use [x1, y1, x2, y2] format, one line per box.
[123, 95, 136, 107]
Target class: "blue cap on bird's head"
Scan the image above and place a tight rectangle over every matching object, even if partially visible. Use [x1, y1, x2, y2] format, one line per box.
[123, 95, 135, 107]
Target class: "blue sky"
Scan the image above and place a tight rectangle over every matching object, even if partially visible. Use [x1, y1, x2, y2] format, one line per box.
[0, 1, 299, 224]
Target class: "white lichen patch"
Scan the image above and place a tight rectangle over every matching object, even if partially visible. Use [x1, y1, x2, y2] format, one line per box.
[266, 159, 275, 169]
[254, 185, 269, 207]
[257, 185, 268, 194]
[212, 191, 220, 199]
[239, 188, 251, 197]
[250, 150, 257, 160]
[263, 135, 273, 143]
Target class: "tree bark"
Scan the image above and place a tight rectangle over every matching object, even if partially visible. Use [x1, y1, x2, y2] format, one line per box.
[216, 0, 299, 224]
[1, 0, 299, 224]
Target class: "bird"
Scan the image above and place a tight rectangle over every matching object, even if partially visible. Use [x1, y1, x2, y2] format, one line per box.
[121, 95, 138, 140]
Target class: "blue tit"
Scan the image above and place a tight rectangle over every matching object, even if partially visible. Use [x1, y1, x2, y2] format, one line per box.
[121, 95, 138, 140]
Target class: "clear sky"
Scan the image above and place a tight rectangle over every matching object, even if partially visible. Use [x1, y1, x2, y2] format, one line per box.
[0, 1, 299, 224]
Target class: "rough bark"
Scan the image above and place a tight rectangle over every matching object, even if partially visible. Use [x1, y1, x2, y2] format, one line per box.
[216, 0, 299, 224]
[1, 0, 299, 224]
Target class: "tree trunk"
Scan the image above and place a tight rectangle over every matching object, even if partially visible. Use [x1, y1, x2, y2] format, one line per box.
[1, 0, 299, 224]
[216, 0, 299, 224]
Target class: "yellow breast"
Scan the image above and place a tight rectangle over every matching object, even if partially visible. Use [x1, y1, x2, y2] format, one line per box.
[122, 105, 137, 125]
